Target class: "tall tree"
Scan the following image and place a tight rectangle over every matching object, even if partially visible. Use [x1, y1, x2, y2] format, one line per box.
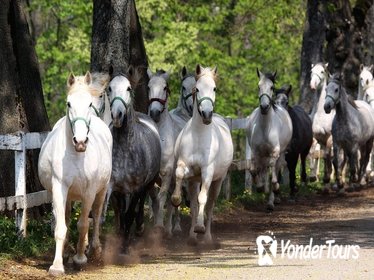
[299, 0, 374, 111]
[0, 1, 50, 215]
[91, 0, 148, 113]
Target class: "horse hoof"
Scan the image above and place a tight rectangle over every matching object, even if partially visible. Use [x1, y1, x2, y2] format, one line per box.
[136, 223, 145, 236]
[309, 176, 317, 183]
[48, 265, 65, 276]
[194, 224, 206, 234]
[72, 254, 87, 270]
[187, 237, 198, 246]
[171, 195, 182, 207]
[266, 203, 274, 212]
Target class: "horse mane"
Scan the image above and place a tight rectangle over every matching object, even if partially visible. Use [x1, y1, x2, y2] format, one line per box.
[329, 73, 358, 110]
[195, 67, 218, 82]
[67, 76, 91, 95]
[90, 72, 110, 97]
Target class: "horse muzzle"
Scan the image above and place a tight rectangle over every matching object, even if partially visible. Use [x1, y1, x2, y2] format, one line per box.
[260, 104, 270, 114]
[111, 110, 126, 128]
[150, 109, 161, 123]
[201, 110, 213, 125]
[324, 103, 332, 114]
[72, 137, 88, 152]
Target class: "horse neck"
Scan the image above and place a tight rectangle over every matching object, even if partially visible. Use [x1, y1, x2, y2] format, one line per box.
[103, 94, 112, 125]
[315, 80, 327, 114]
[335, 87, 350, 119]
[258, 106, 275, 130]
[176, 94, 189, 116]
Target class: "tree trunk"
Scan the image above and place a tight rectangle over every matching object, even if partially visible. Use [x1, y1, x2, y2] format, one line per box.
[300, 0, 374, 105]
[0, 0, 50, 217]
[91, 0, 148, 113]
[299, 0, 326, 112]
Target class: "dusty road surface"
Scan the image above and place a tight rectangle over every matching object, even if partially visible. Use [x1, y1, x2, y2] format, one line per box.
[1, 187, 374, 279]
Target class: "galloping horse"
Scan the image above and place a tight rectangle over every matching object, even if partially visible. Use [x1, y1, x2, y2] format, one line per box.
[324, 73, 374, 192]
[38, 72, 112, 275]
[247, 69, 292, 210]
[147, 68, 181, 237]
[275, 85, 313, 200]
[171, 65, 233, 244]
[357, 64, 373, 100]
[108, 66, 161, 253]
[310, 63, 335, 191]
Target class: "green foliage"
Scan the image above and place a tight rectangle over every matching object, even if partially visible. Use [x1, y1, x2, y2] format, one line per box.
[29, 0, 93, 125]
[138, 0, 306, 116]
[0, 216, 54, 258]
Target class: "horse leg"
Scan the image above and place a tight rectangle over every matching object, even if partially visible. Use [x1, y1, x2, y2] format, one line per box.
[135, 188, 147, 236]
[121, 193, 139, 254]
[101, 181, 113, 224]
[173, 205, 182, 233]
[346, 149, 359, 192]
[155, 172, 172, 229]
[203, 178, 223, 244]
[322, 142, 333, 192]
[359, 139, 373, 187]
[309, 139, 320, 182]
[88, 187, 107, 260]
[172, 160, 191, 207]
[49, 180, 68, 276]
[187, 182, 199, 245]
[194, 167, 214, 234]
[286, 152, 298, 202]
[165, 199, 174, 238]
[300, 147, 310, 186]
[331, 142, 342, 193]
[62, 200, 72, 262]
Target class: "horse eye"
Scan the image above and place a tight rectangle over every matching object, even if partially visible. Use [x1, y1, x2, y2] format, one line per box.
[321, 71, 324, 74]
[147, 86, 150, 92]
[213, 87, 216, 92]
[67, 102, 71, 108]
[195, 88, 199, 92]
[182, 86, 186, 91]
[100, 94, 103, 98]
[127, 87, 132, 91]
[108, 86, 112, 92]
[335, 88, 338, 93]
[164, 86, 167, 91]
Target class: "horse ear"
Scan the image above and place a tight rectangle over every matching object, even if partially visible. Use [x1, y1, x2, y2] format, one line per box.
[325, 63, 328, 69]
[67, 72, 75, 87]
[369, 64, 374, 73]
[286, 84, 292, 95]
[212, 66, 217, 75]
[196, 64, 202, 76]
[109, 65, 114, 77]
[272, 70, 277, 80]
[147, 68, 153, 79]
[84, 71, 92, 85]
[360, 64, 364, 72]
[162, 71, 170, 81]
[181, 66, 187, 78]
[311, 63, 314, 69]
[256, 67, 261, 78]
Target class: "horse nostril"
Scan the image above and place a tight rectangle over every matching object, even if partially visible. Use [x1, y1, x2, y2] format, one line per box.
[118, 111, 122, 119]
[111, 112, 114, 119]
[84, 137, 88, 144]
[72, 137, 78, 145]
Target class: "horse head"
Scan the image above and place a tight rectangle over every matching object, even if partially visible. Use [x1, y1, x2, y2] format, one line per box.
[310, 63, 328, 91]
[66, 71, 93, 152]
[180, 66, 195, 117]
[363, 78, 374, 107]
[359, 64, 374, 88]
[257, 68, 276, 114]
[275, 84, 292, 109]
[108, 65, 139, 128]
[147, 68, 170, 123]
[194, 64, 217, 124]
[324, 73, 341, 114]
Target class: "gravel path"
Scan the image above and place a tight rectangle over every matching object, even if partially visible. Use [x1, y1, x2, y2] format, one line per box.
[1, 187, 374, 279]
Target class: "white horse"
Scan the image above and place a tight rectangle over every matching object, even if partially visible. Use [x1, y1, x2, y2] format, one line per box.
[247, 69, 292, 210]
[357, 64, 373, 100]
[309, 63, 335, 191]
[171, 65, 233, 244]
[147, 68, 181, 237]
[38, 72, 112, 275]
[362, 78, 374, 177]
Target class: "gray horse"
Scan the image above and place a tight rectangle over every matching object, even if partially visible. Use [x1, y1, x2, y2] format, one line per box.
[324, 73, 374, 192]
[107, 66, 161, 253]
[247, 69, 293, 210]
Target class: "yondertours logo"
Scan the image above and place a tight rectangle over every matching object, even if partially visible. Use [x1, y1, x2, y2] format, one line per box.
[256, 232, 360, 266]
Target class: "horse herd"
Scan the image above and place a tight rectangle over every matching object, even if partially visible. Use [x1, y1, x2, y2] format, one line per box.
[37, 63, 374, 275]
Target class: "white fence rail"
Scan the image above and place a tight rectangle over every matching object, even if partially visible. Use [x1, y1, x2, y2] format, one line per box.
[0, 117, 250, 236]
[0, 131, 50, 237]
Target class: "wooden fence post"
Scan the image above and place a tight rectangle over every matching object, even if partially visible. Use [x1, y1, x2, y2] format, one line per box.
[14, 132, 27, 237]
[245, 137, 254, 193]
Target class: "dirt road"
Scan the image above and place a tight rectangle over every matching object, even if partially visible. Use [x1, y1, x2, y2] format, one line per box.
[1, 187, 374, 279]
